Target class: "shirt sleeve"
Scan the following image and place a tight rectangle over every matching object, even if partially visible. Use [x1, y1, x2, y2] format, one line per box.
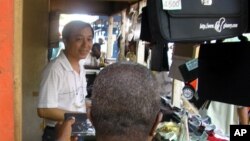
[38, 67, 61, 108]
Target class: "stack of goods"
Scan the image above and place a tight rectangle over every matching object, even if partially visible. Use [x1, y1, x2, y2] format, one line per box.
[156, 96, 229, 141]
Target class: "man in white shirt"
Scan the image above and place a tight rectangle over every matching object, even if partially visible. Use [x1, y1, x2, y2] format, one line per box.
[37, 20, 93, 141]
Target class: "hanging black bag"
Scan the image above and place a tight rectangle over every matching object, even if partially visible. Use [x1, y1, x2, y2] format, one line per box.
[146, 0, 248, 42]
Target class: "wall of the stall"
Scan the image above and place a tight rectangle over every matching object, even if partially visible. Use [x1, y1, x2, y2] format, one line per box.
[0, 0, 14, 141]
[22, 0, 49, 140]
[14, 0, 23, 141]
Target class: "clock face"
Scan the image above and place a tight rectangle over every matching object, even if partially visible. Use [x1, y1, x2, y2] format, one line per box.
[182, 86, 194, 100]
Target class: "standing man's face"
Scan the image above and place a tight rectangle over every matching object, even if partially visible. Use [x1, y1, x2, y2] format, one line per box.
[65, 26, 93, 60]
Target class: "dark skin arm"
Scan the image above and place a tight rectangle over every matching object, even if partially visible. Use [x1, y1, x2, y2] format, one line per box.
[55, 117, 78, 141]
[237, 107, 249, 125]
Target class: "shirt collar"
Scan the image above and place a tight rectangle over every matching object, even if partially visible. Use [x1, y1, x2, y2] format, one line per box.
[58, 51, 85, 72]
[58, 51, 74, 71]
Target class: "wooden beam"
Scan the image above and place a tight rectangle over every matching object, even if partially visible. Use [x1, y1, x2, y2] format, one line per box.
[110, 2, 132, 16]
[50, 0, 113, 15]
[50, 0, 132, 16]
[92, 0, 138, 1]
[118, 10, 127, 61]
[14, 0, 23, 141]
[107, 16, 114, 58]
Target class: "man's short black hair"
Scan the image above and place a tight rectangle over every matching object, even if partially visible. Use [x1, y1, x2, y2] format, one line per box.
[62, 20, 94, 41]
[91, 62, 161, 139]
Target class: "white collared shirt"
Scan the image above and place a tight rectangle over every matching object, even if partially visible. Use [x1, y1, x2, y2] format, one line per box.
[38, 52, 87, 126]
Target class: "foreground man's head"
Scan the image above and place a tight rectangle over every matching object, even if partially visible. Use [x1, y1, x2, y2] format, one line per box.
[91, 62, 162, 141]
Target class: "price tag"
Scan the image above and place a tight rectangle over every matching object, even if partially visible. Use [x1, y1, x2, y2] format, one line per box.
[201, 0, 213, 6]
[186, 58, 198, 71]
[162, 0, 182, 10]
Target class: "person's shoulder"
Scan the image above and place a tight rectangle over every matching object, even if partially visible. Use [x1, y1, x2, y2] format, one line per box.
[42, 57, 65, 75]
[47, 57, 62, 68]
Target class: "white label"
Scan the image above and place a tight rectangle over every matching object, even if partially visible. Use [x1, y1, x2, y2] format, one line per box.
[162, 0, 182, 10]
[201, 0, 213, 6]
[186, 59, 198, 71]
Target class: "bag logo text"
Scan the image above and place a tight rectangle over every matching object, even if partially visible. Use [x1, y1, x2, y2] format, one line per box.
[199, 17, 238, 32]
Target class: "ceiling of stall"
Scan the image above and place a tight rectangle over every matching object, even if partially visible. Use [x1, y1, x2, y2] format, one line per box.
[50, 0, 141, 16]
